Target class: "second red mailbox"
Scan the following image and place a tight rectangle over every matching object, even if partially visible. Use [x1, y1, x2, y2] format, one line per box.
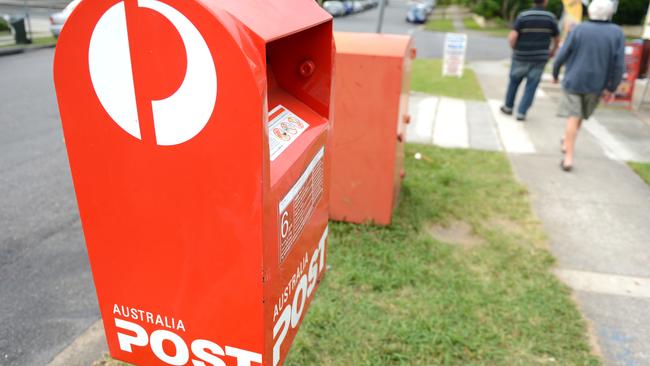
[330, 32, 415, 226]
[53, 0, 334, 365]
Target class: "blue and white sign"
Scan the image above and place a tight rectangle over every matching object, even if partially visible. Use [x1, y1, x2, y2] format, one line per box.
[443, 33, 468, 78]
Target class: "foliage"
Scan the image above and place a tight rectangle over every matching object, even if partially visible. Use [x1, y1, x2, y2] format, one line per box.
[546, 0, 564, 18]
[459, 0, 648, 24]
[0, 18, 9, 32]
[613, 0, 650, 25]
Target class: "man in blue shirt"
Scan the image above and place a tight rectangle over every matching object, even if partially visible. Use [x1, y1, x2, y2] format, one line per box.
[501, 0, 560, 121]
[553, 0, 625, 171]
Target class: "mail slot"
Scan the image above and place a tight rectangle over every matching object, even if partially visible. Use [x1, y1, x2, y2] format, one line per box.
[53, 1, 334, 365]
[330, 32, 415, 225]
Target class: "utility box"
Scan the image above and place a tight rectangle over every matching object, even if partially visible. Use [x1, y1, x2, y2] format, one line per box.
[53, 1, 333, 365]
[330, 32, 415, 225]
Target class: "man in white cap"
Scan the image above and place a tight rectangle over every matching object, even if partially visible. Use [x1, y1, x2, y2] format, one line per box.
[552, 0, 625, 171]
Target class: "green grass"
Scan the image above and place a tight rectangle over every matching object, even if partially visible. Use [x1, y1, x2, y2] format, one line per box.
[425, 18, 455, 32]
[0, 18, 9, 32]
[463, 17, 511, 37]
[31, 36, 57, 46]
[411, 59, 486, 101]
[95, 144, 600, 366]
[0, 35, 57, 49]
[100, 146, 600, 366]
[286, 145, 600, 365]
[629, 162, 650, 186]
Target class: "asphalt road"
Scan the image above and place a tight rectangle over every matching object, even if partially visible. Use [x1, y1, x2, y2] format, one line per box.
[334, 0, 510, 60]
[0, 48, 99, 366]
[0, 3, 510, 366]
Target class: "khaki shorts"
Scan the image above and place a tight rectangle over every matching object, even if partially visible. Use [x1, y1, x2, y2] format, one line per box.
[557, 91, 601, 120]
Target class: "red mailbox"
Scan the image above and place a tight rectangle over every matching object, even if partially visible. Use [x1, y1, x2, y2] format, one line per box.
[330, 32, 414, 225]
[53, 1, 333, 365]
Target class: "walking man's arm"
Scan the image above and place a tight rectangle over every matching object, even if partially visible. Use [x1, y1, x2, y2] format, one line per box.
[508, 30, 519, 49]
[607, 32, 626, 93]
[549, 36, 560, 58]
[553, 30, 575, 82]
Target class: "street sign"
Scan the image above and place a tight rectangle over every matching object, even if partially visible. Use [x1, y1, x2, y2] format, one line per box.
[53, 1, 334, 365]
[442, 33, 467, 78]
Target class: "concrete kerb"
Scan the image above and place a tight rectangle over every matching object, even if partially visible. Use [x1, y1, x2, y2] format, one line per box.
[47, 320, 108, 366]
[0, 42, 55, 56]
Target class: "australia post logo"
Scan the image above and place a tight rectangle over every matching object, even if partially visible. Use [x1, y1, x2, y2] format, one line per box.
[88, 0, 217, 146]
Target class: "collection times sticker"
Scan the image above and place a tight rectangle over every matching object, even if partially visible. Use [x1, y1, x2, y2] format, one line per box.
[278, 147, 325, 262]
[268, 105, 310, 161]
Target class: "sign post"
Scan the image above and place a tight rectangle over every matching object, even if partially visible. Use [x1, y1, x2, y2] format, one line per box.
[376, 0, 387, 33]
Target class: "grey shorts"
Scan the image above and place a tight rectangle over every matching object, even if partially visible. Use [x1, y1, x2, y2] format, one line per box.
[557, 91, 601, 120]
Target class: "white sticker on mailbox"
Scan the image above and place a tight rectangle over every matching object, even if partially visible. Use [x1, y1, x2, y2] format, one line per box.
[268, 105, 310, 161]
[278, 147, 325, 263]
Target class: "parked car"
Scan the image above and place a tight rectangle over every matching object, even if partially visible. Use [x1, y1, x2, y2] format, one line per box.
[50, 0, 81, 38]
[323, 1, 346, 17]
[352, 1, 364, 13]
[406, 3, 428, 24]
[342, 0, 354, 15]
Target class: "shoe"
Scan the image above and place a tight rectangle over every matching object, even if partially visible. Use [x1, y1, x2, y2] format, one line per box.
[516, 114, 526, 121]
[560, 159, 572, 172]
[500, 106, 513, 115]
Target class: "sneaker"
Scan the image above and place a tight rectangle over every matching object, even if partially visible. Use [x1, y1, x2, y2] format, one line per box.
[500, 106, 513, 115]
[516, 114, 526, 121]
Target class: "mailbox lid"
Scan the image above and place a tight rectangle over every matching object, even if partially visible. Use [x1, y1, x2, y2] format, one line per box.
[204, 0, 332, 42]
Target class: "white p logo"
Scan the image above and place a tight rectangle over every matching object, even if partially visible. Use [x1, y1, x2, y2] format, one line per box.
[88, 0, 217, 146]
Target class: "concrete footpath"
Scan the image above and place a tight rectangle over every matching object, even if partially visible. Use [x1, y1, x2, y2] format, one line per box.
[411, 60, 650, 366]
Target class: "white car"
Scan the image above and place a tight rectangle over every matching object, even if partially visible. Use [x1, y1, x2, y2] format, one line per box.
[352, 1, 364, 13]
[323, 1, 346, 17]
[50, 0, 81, 38]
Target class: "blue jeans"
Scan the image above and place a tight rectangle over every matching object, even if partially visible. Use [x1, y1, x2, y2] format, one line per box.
[504, 59, 546, 116]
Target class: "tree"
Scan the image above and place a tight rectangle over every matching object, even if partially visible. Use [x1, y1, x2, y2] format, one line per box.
[613, 0, 649, 25]
[464, 0, 649, 25]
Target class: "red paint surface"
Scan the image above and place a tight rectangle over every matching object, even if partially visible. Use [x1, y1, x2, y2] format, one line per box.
[610, 42, 643, 108]
[329, 32, 414, 226]
[53, 1, 333, 365]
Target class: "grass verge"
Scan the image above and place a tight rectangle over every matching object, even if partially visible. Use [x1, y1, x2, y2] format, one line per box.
[411, 59, 486, 100]
[425, 18, 455, 32]
[286, 145, 599, 365]
[463, 17, 511, 37]
[0, 36, 57, 49]
[32, 36, 57, 46]
[0, 18, 9, 32]
[99, 146, 600, 365]
[629, 162, 650, 186]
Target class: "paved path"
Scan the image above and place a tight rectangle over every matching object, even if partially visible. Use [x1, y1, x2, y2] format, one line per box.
[408, 90, 650, 164]
[408, 60, 650, 366]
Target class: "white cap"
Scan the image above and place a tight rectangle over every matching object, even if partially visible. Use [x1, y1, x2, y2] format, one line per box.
[588, 0, 616, 21]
